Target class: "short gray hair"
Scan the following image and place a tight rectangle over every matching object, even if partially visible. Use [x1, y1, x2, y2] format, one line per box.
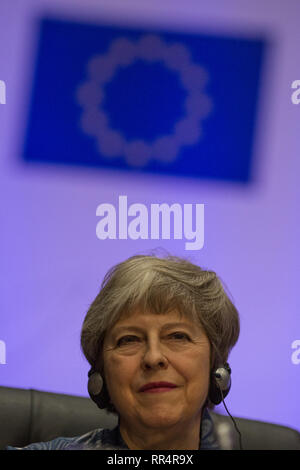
[80, 253, 240, 412]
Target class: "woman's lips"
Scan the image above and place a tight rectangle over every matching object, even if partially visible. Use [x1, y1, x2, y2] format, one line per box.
[142, 387, 176, 393]
[139, 382, 178, 393]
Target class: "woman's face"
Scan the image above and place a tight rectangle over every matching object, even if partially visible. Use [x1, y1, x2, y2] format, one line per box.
[102, 308, 211, 430]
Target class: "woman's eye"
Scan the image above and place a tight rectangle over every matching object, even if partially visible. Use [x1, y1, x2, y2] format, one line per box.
[169, 332, 190, 341]
[117, 336, 139, 347]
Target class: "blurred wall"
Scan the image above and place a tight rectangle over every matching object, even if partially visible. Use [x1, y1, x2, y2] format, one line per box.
[0, 0, 299, 432]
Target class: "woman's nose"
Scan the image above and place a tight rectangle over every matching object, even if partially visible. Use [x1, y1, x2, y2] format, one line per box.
[141, 341, 168, 370]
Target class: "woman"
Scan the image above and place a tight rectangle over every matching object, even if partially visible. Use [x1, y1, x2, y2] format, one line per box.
[7, 254, 240, 450]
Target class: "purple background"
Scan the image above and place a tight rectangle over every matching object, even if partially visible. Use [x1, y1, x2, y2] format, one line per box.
[0, 0, 299, 432]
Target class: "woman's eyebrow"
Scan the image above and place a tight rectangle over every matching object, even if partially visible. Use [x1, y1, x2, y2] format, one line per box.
[112, 322, 195, 337]
[112, 326, 144, 337]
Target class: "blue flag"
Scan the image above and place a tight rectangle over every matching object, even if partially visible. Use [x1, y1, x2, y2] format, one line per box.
[23, 17, 266, 182]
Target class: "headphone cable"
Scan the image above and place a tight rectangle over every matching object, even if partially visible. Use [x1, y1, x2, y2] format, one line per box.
[219, 387, 243, 450]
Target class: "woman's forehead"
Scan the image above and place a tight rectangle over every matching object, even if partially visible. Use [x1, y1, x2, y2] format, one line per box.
[109, 308, 200, 332]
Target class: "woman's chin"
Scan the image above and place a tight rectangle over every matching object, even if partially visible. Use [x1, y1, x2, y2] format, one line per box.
[137, 409, 183, 429]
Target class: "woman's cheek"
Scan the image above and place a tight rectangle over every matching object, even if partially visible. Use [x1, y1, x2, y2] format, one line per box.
[105, 353, 133, 385]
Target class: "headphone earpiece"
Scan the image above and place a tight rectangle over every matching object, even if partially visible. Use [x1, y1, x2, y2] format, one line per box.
[208, 362, 231, 405]
[88, 369, 105, 408]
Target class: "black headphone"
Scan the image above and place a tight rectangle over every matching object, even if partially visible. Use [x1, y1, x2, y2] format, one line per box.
[87, 362, 232, 408]
[87, 368, 105, 409]
[209, 362, 232, 405]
